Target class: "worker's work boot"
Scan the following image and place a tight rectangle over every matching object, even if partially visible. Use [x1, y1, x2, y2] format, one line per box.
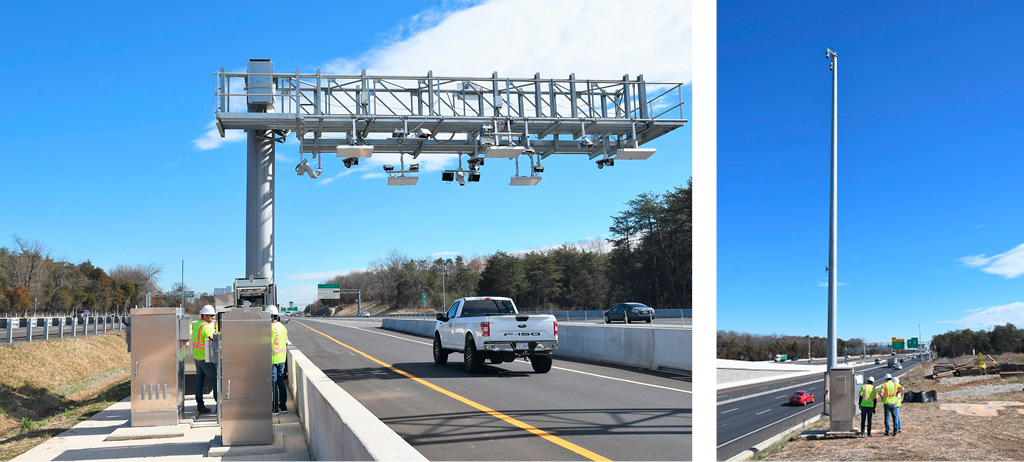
[197, 406, 212, 414]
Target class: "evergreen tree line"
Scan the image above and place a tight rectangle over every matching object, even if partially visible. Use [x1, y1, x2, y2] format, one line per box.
[0, 236, 164, 315]
[315, 181, 692, 312]
[717, 330, 880, 361]
[930, 323, 1024, 358]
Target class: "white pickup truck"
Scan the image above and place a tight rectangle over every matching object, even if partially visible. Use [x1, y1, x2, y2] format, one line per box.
[433, 297, 558, 373]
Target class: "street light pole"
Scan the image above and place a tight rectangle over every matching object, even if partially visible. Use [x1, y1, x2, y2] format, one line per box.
[826, 48, 839, 375]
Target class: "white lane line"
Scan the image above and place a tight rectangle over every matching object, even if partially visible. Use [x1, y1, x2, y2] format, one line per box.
[755, 409, 771, 416]
[721, 408, 738, 414]
[717, 378, 822, 406]
[310, 319, 692, 394]
[775, 395, 787, 399]
[717, 403, 824, 449]
[551, 365, 692, 394]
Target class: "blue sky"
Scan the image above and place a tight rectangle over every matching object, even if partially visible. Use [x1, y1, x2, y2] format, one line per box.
[718, 2, 1024, 344]
[0, 0, 691, 307]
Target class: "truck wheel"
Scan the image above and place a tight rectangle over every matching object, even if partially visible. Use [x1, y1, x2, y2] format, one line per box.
[646, 317, 652, 323]
[464, 338, 484, 373]
[530, 354, 552, 373]
[433, 335, 449, 365]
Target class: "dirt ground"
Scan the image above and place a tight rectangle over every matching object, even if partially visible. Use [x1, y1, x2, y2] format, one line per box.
[0, 332, 131, 460]
[757, 360, 1024, 461]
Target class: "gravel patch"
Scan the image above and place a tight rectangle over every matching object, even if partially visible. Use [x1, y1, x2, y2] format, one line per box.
[940, 383, 1024, 399]
[938, 374, 1000, 386]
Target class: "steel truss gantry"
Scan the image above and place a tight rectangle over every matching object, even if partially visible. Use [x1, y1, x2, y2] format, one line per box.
[214, 61, 687, 161]
[215, 59, 688, 294]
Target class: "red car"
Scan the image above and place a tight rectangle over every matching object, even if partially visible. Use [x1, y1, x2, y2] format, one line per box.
[789, 390, 814, 406]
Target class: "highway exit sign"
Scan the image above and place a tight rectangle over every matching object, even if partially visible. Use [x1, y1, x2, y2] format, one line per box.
[892, 337, 905, 349]
[908, 337, 919, 348]
[317, 284, 341, 300]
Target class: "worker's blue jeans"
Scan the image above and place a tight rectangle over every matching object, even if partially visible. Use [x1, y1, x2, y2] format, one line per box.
[194, 359, 217, 408]
[883, 403, 899, 434]
[272, 362, 287, 412]
[859, 406, 874, 435]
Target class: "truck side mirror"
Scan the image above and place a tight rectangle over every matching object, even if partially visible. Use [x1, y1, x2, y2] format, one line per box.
[436, 313, 447, 321]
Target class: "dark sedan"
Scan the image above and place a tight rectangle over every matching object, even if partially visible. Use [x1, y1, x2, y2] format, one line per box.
[604, 303, 655, 324]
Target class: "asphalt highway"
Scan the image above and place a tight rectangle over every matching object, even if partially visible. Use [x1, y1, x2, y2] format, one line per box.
[289, 318, 692, 461]
[716, 358, 921, 460]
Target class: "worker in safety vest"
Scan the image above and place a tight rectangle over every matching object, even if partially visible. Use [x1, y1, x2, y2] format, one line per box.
[893, 376, 904, 434]
[267, 305, 289, 416]
[858, 376, 876, 437]
[879, 373, 901, 436]
[192, 305, 218, 414]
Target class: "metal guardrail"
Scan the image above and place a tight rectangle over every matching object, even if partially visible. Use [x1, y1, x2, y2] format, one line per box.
[2, 315, 124, 344]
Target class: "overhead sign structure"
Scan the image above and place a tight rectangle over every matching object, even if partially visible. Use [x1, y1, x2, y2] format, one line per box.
[892, 337, 905, 350]
[908, 337, 919, 349]
[317, 284, 341, 300]
[213, 59, 689, 307]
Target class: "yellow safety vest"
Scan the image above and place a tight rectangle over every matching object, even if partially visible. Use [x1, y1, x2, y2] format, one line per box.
[859, 384, 875, 408]
[191, 320, 214, 361]
[880, 381, 899, 405]
[271, 321, 288, 364]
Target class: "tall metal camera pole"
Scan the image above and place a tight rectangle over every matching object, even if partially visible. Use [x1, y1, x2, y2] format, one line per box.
[826, 49, 839, 375]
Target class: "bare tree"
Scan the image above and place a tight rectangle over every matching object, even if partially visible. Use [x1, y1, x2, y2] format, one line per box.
[10, 235, 50, 312]
[110, 263, 162, 306]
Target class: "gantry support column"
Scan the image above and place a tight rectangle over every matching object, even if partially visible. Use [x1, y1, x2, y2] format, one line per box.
[245, 59, 275, 286]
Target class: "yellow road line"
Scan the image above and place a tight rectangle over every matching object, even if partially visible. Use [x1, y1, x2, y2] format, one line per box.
[297, 321, 609, 462]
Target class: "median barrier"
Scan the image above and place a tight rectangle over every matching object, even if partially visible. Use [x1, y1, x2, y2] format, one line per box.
[381, 318, 692, 372]
[287, 346, 427, 461]
[382, 318, 436, 337]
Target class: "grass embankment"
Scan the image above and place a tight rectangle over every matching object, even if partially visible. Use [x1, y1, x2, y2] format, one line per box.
[756, 359, 1024, 461]
[0, 333, 130, 460]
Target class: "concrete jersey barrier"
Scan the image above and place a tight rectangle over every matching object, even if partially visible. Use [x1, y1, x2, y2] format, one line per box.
[382, 318, 691, 371]
[287, 347, 427, 461]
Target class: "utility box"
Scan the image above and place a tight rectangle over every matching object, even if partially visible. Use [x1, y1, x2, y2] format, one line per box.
[828, 366, 858, 432]
[218, 306, 273, 446]
[246, 59, 275, 108]
[129, 307, 186, 427]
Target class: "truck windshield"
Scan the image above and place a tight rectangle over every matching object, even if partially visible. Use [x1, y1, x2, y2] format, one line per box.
[461, 299, 517, 316]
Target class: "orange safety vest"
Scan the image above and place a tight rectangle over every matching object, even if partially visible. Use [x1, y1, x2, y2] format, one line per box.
[191, 320, 213, 361]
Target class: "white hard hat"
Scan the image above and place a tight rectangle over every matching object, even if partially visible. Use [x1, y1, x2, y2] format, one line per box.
[884, 373, 893, 380]
[265, 305, 279, 316]
[893, 377, 900, 384]
[868, 376, 875, 383]
[200, 305, 216, 315]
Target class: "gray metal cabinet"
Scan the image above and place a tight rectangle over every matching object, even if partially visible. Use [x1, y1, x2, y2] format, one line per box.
[129, 307, 185, 427]
[219, 307, 273, 446]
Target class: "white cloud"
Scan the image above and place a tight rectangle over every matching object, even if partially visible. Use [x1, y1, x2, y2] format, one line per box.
[944, 302, 1024, 328]
[285, 269, 365, 281]
[327, 0, 692, 83]
[817, 282, 850, 288]
[193, 121, 245, 150]
[958, 243, 1024, 278]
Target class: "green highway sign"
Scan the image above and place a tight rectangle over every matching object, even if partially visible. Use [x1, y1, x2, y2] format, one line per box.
[422, 293, 427, 307]
[317, 284, 341, 289]
[892, 337, 905, 350]
[908, 337, 919, 348]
